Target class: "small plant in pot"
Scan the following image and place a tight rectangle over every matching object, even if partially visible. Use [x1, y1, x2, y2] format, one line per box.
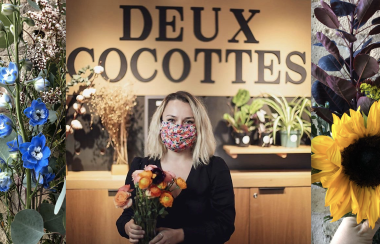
[260, 94, 311, 148]
[223, 89, 264, 147]
[256, 110, 274, 147]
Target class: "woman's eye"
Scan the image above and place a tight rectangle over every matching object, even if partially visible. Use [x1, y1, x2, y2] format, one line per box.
[185, 120, 194, 124]
[167, 119, 175, 122]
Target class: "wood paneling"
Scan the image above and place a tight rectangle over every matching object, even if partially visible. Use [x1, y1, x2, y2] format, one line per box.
[227, 188, 250, 244]
[67, 189, 130, 244]
[249, 187, 311, 244]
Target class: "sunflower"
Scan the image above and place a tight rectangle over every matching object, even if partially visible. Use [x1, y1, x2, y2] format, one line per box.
[311, 101, 380, 229]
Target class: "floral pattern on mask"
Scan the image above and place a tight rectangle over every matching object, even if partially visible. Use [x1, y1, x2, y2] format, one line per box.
[160, 121, 197, 152]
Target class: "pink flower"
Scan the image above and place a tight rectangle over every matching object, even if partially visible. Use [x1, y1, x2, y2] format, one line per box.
[118, 184, 133, 193]
[132, 170, 143, 184]
[144, 164, 158, 171]
[164, 171, 176, 182]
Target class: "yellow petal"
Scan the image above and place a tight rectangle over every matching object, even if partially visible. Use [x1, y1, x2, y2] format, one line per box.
[312, 170, 337, 183]
[326, 143, 342, 167]
[350, 182, 360, 214]
[325, 173, 349, 206]
[367, 101, 380, 136]
[349, 109, 366, 138]
[331, 193, 352, 222]
[368, 187, 380, 229]
[311, 154, 337, 171]
[311, 136, 335, 154]
[321, 167, 343, 188]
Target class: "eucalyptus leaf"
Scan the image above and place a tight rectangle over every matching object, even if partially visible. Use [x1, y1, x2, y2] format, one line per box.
[11, 209, 44, 244]
[27, 0, 41, 11]
[40, 203, 66, 235]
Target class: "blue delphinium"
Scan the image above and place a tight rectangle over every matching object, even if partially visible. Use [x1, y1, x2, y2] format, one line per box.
[0, 114, 13, 138]
[43, 173, 55, 189]
[23, 98, 49, 126]
[0, 171, 12, 192]
[0, 62, 18, 85]
[19, 133, 51, 174]
[6, 134, 23, 152]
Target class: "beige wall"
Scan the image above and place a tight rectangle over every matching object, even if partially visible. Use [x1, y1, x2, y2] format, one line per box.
[67, 0, 311, 96]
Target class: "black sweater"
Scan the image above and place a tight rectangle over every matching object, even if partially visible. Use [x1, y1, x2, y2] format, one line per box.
[116, 155, 236, 244]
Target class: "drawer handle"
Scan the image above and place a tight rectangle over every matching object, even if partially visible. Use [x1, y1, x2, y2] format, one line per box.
[259, 187, 285, 191]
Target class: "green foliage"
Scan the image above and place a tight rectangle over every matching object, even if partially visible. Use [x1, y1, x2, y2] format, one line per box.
[360, 83, 380, 101]
[259, 94, 311, 144]
[232, 89, 250, 107]
[10, 209, 45, 244]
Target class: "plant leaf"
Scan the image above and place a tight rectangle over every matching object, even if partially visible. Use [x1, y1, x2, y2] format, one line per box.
[312, 80, 350, 113]
[325, 76, 356, 105]
[357, 96, 375, 115]
[311, 63, 329, 85]
[353, 54, 379, 80]
[336, 29, 357, 42]
[318, 54, 344, 71]
[314, 7, 340, 29]
[54, 179, 66, 214]
[354, 38, 373, 57]
[11, 209, 44, 244]
[356, 0, 380, 25]
[360, 41, 380, 55]
[369, 25, 380, 35]
[330, 0, 356, 16]
[40, 203, 66, 235]
[27, 0, 41, 11]
[316, 32, 341, 60]
[311, 107, 334, 124]
[372, 16, 380, 25]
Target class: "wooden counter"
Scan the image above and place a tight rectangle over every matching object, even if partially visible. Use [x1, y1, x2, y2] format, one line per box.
[66, 170, 311, 189]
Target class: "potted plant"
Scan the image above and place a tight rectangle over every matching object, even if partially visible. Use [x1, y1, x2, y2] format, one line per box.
[256, 109, 274, 147]
[223, 89, 263, 147]
[260, 94, 311, 148]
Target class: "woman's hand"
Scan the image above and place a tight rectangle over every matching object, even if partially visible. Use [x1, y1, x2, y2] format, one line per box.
[149, 227, 184, 244]
[330, 217, 380, 244]
[125, 219, 145, 243]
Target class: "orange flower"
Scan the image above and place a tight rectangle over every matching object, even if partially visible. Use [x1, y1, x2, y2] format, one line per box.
[114, 191, 132, 209]
[139, 177, 152, 189]
[139, 170, 153, 179]
[159, 192, 174, 207]
[176, 177, 187, 189]
[157, 181, 167, 189]
[150, 186, 161, 198]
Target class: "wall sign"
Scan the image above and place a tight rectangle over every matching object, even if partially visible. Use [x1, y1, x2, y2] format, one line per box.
[67, 0, 311, 96]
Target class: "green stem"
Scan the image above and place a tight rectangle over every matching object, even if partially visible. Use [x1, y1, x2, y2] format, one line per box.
[13, 11, 31, 209]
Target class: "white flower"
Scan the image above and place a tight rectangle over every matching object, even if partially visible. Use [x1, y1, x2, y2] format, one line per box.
[93, 66, 104, 74]
[259, 123, 266, 133]
[66, 125, 73, 134]
[73, 103, 79, 111]
[76, 95, 84, 103]
[71, 120, 83, 130]
[1, 4, 17, 16]
[34, 77, 50, 92]
[83, 88, 96, 98]
[0, 93, 11, 109]
[79, 107, 86, 115]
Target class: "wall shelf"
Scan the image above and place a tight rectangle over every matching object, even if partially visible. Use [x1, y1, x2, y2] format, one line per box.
[223, 145, 311, 159]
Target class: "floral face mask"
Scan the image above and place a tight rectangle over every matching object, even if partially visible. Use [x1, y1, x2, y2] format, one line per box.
[160, 121, 197, 152]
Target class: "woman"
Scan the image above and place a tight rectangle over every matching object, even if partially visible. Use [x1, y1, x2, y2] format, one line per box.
[116, 91, 235, 244]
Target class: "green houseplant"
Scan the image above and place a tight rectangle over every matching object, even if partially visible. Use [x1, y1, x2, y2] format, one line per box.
[223, 89, 263, 147]
[260, 94, 311, 148]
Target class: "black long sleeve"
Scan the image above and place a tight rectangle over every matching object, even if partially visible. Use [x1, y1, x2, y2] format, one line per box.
[181, 156, 235, 243]
[115, 156, 142, 239]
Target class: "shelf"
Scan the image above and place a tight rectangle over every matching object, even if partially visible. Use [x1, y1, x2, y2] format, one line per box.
[223, 145, 311, 159]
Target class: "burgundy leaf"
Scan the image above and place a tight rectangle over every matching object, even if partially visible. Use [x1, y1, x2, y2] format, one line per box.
[316, 32, 341, 61]
[369, 25, 380, 35]
[372, 16, 380, 25]
[356, 0, 380, 24]
[311, 107, 334, 123]
[374, 76, 380, 86]
[337, 30, 357, 42]
[357, 96, 375, 115]
[326, 76, 357, 105]
[314, 7, 340, 29]
[360, 42, 380, 55]
[354, 54, 379, 80]
[311, 63, 329, 85]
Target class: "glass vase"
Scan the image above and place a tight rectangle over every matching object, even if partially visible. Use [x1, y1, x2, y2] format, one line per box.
[136, 218, 157, 244]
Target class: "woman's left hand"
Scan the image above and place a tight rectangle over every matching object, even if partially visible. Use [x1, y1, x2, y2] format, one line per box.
[149, 227, 184, 244]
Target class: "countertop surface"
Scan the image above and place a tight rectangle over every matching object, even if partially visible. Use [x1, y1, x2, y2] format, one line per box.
[66, 170, 311, 189]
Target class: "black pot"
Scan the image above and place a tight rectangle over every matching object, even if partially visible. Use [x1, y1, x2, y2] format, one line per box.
[257, 132, 271, 147]
[232, 131, 252, 147]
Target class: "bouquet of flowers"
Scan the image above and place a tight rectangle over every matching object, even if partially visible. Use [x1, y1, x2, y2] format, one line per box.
[114, 164, 187, 244]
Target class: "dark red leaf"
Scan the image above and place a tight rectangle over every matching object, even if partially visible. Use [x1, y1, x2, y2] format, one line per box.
[337, 30, 357, 42]
[360, 42, 380, 55]
[311, 63, 329, 85]
[316, 32, 341, 61]
[354, 54, 379, 79]
[372, 16, 380, 25]
[374, 76, 380, 86]
[326, 76, 357, 105]
[357, 96, 375, 115]
[369, 25, 380, 35]
[311, 107, 334, 124]
[314, 7, 340, 29]
[356, 0, 380, 25]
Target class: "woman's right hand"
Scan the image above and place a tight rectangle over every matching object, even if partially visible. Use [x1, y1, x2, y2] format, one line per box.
[125, 219, 145, 243]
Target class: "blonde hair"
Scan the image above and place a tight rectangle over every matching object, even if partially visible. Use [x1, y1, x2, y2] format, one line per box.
[145, 91, 216, 168]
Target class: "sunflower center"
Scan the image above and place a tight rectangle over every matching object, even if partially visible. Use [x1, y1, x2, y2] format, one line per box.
[341, 135, 380, 188]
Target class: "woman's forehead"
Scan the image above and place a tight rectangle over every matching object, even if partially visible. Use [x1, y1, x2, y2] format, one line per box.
[163, 100, 194, 118]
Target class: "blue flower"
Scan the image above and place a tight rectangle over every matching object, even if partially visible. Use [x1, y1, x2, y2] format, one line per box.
[6, 135, 23, 152]
[23, 98, 49, 126]
[0, 62, 18, 85]
[43, 173, 55, 189]
[33, 169, 55, 189]
[19, 133, 51, 174]
[0, 114, 13, 138]
[0, 171, 12, 192]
